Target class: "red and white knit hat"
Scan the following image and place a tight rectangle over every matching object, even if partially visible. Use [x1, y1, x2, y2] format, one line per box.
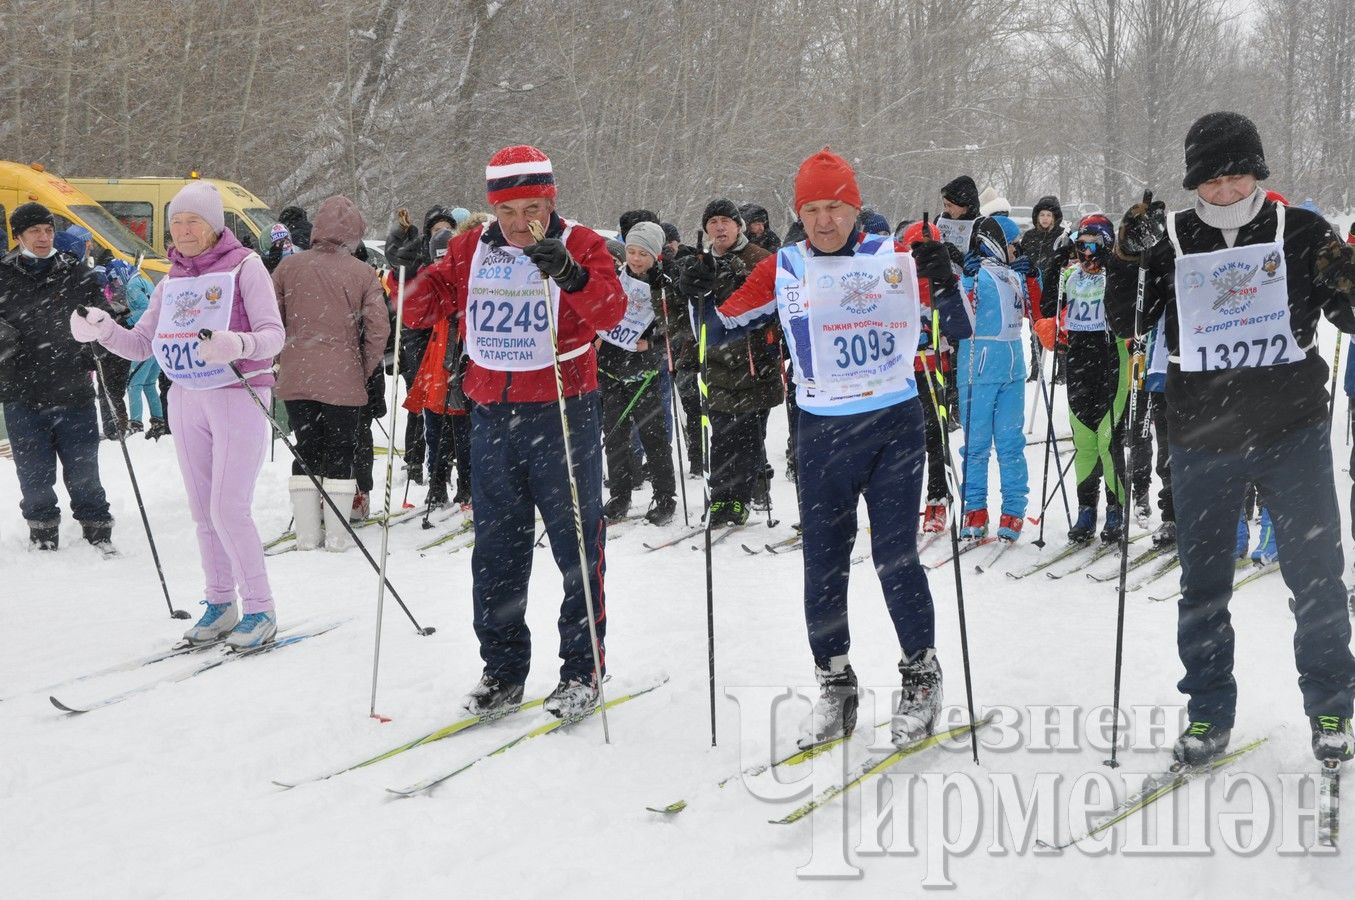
[485, 145, 557, 205]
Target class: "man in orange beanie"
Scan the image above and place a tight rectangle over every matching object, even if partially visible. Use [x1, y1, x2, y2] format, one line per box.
[679, 148, 974, 751]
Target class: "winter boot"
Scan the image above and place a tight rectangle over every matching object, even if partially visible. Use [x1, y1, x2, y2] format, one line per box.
[1134, 495, 1152, 528]
[288, 475, 324, 551]
[1152, 520, 1177, 548]
[543, 676, 600, 719]
[1172, 720, 1231, 767]
[28, 519, 59, 551]
[81, 520, 114, 551]
[183, 600, 239, 645]
[453, 477, 472, 506]
[797, 656, 859, 750]
[225, 610, 277, 650]
[726, 500, 750, 526]
[1250, 508, 1278, 565]
[645, 495, 676, 526]
[997, 514, 1023, 542]
[462, 675, 526, 717]
[323, 478, 358, 552]
[404, 462, 424, 486]
[960, 509, 988, 541]
[603, 494, 631, 521]
[1100, 505, 1125, 543]
[1235, 518, 1249, 559]
[145, 417, 170, 441]
[1068, 506, 1097, 544]
[922, 498, 949, 534]
[1310, 715, 1355, 763]
[127, 420, 145, 434]
[892, 648, 943, 748]
[350, 490, 370, 523]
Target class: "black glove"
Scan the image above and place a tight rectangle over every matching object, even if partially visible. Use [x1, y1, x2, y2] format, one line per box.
[678, 256, 718, 299]
[388, 237, 421, 271]
[911, 239, 958, 291]
[1116, 191, 1167, 261]
[1314, 239, 1355, 295]
[523, 238, 587, 292]
[644, 261, 668, 290]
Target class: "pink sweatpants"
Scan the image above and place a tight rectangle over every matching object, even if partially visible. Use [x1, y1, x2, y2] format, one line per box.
[168, 384, 274, 614]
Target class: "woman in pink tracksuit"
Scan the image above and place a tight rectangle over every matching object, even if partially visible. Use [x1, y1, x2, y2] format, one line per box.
[70, 182, 285, 648]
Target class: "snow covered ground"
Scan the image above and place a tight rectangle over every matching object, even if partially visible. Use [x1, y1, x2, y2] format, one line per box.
[2, 329, 1353, 898]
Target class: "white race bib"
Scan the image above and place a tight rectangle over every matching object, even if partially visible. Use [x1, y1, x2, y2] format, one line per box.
[1170, 205, 1301, 372]
[1063, 268, 1107, 332]
[464, 238, 561, 371]
[598, 270, 656, 351]
[153, 262, 244, 390]
[801, 247, 920, 408]
[976, 261, 1025, 341]
[938, 217, 975, 254]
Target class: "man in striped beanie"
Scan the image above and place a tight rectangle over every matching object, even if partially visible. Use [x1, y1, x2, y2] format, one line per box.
[403, 144, 627, 720]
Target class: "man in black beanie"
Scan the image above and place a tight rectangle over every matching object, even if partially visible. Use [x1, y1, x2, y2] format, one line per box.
[1105, 111, 1355, 767]
[0, 202, 115, 551]
[938, 174, 981, 261]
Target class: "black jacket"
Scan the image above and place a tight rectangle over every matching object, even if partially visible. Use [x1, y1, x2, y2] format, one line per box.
[1105, 201, 1355, 451]
[0, 251, 111, 406]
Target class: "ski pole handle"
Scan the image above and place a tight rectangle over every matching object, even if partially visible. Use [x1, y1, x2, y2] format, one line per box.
[199, 328, 213, 340]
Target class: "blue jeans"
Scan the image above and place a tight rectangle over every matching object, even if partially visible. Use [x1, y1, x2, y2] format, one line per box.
[1172, 422, 1355, 725]
[797, 399, 933, 663]
[470, 396, 606, 684]
[3, 400, 111, 525]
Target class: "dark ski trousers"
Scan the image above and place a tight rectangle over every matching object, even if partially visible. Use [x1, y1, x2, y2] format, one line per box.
[708, 409, 764, 506]
[96, 354, 130, 436]
[1172, 421, 1355, 726]
[354, 411, 375, 494]
[470, 396, 606, 685]
[918, 366, 949, 502]
[284, 400, 361, 480]
[425, 409, 472, 496]
[1149, 393, 1174, 522]
[4, 400, 111, 526]
[798, 399, 934, 664]
[602, 373, 675, 502]
[1128, 386, 1153, 504]
[675, 367, 703, 473]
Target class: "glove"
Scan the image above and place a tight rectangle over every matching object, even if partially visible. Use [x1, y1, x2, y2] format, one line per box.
[1116, 191, 1167, 261]
[198, 329, 246, 365]
[1033, 317, 1059, 352]
[911, 239, 958, 291]
[1315, 239, 1355, 295]
[678, 256, 718, 299]
[1010, 255, 1032, 277]
[961, 250, 982, 278]
[523, 238, 587, 292]
[70, 307, 114, 343]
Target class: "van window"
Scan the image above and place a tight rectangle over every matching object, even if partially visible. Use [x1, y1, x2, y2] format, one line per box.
[0, 205, 7, 247]
[224, 211, 258, 249]
[101, 201, 154, 243]
[68, 204, 159, 258]
[164, 202, 172, 250]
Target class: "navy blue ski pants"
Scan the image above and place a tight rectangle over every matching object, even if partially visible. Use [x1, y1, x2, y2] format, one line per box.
[470, 396, 606, 685]
[797, 398, 934, 664]
[4, 400, 111, 526]
[1172, 421, 1355, 726]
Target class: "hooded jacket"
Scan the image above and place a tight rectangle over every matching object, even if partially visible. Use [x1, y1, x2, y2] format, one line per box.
[273, 196, 390, 407]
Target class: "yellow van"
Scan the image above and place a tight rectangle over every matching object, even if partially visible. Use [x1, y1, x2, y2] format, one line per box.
[0, 160, 169, 280]
[69, 174, 277, 257]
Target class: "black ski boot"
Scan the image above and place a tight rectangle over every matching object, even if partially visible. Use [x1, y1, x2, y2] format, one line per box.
[1152, 521, 1177, 548]
[603, 494, 631, 521]
[645, 495, 676, 526]
[145, 417, 170, 441]
[1311, 715, 1354, 763]
[1173, 721, 1231, 767]
[1100, 505, 1125, 543]
[798, 656, 859, 749]
[461, 675, 525, 718]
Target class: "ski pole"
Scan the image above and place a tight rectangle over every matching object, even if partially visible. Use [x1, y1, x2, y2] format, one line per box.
[527, 219, 610, 743]
[658, 286, 691, 527]
[696, 233, 718, 747]
[197, 328, 435, 637]
[78, 314, 189, 622]
[1107, 190, 1153, 769]
[1329, 332, 1343, 421]
[369, 265, 407, 721]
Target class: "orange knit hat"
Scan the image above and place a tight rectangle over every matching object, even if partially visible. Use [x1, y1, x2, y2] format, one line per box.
[794, 148, 862, 214]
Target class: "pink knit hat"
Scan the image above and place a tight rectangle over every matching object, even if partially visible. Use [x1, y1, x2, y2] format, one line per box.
[168, 181, 226, 234]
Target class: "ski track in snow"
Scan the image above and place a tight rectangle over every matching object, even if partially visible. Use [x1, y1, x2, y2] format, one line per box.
[1, 327, 1352, 897]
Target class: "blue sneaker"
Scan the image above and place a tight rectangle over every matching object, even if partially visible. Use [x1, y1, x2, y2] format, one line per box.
[1235, 518, 1249, 559]
[1068, 506, 1097, 544]
[225, 610, 277, 650]
[183, 601, 238, 645]
[1251, 508, 1277, 565]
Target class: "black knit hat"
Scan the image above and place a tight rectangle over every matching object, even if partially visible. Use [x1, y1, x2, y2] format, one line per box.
[1183, 112, 1270, 190]
[940, 176, 980, 214]
[619, 208, 659, 237]
[701, 198, 743, 231]
[661, 222, 681, 244]
[10, 202, 54, 237]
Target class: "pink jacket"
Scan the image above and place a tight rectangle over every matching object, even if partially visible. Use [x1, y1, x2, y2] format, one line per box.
[99, 229, 285, 386]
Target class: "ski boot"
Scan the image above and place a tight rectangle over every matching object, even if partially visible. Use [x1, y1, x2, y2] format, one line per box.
[1311, 715, 1355, 763]
[127, 420, 145, 434]
[462, 675, 525, 718]
[603, 494, 631, 521]
[1250, 508, 1277, 565]
[1134, 496, 1152, 529]
[425, 478, 450, 510]
[645, 495, 676, 526]
[1151, 520, 1177, 548]
[404, 462, 424, 486]
[997, 514, 1023, 543]
[892, 648, 943, 748]
[183, 600, 239, 645]
[350, 490, 370, 523]
[720, 500, 750, 527]
[1172, 720, 1231, 767]
[225, 610, 277, 650]
[922, 498, 948, 534]
[797, 656, 859, 749]
[28, 520, 59, 551]
[1100, 505, 1125, 543]
[543, 676, 600, 719]
[960, 509, 988, 541]
[1068, 506, 1097, 544]
[145, 417, 170, 441]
